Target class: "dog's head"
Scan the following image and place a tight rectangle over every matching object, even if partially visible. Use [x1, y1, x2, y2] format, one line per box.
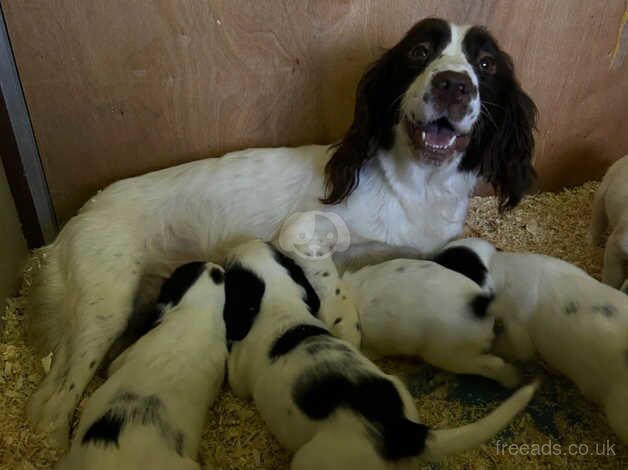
[323, 18, 537, 210]
[223, 240, 319, 344]
[157, 261, 225, 315]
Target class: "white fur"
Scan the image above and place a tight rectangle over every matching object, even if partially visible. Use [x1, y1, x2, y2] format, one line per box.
[282, 251, 362, 349]
[343, 259, 519, 387]
[272, 213, 361, 347]
[226, 240, 537, 469]
[27, 22, 482, 446]
[445, 238, 628, 444]
[589, 154, 628, 288]
[401, 24, 480, 134]
[56, 262, 227, 469]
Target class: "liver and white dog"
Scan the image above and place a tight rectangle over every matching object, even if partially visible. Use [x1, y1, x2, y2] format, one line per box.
[27, 17, 536, 445]
[589, 154, 628, 289]
[442, 238, 628, 444]
[342, 259, 518, 387]
[56, 262, 227, 469]
[224, 240, 537, 469]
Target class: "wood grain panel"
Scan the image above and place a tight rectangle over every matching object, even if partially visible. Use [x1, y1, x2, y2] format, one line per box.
[2, 0, 627, 221]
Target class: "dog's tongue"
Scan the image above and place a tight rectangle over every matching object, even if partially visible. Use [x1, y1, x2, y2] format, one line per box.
[424, 121, 456, 147]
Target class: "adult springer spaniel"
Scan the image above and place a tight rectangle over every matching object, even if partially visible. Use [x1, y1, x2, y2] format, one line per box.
[27, 18, 536, 447]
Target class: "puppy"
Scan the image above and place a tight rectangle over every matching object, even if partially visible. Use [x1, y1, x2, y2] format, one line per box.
[342, 259, 519, 387]
[273, 212, 361, 347]
[589, 154, 628, 288]
[57, 262, 227, 469]
[432, 237, 496, 294]
[445, 238, 628, 444]
[224, 240, 537, 469]
[279, 250, 362, 348]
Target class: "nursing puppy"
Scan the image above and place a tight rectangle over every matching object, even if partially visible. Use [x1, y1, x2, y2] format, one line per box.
[274, 212, 361, 347]
[280, 251, 362, 348]
[224, 240, 537, 469]
[342, 259, 519, 387]
[445, 238, 628, 443]
[57, 262, 227, 469]
[589, 154, 628, 288]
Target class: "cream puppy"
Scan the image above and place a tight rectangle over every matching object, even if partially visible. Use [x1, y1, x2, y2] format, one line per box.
[57, 262, 227, 469]
[343, 259, 518, 387]
[589, 154, 628, 288]
[224, 240, 537, 469]
[447, 238, 628, 444]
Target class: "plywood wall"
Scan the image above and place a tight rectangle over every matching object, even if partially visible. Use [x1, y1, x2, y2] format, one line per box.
[2, 0, 627, 221]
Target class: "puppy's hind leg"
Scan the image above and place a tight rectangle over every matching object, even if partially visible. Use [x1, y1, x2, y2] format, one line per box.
[602, 227, 628, 288]
[27, 249, 142, 448]
[588, 186, 608, 246]
[429, 352, 521, 389]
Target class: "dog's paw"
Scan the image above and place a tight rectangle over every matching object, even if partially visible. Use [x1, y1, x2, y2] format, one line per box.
[27, 385, 73, 450]
[329, 319, 362, 349]
[497, 364, 522, 389]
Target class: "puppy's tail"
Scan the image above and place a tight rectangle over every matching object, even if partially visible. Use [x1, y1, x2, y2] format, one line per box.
[421, 380, 538, 461]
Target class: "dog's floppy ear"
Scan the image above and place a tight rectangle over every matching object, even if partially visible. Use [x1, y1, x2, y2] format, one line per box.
[322, 51, 396, 205]
[461, 50, 538, 211]
[223, 263, 265, 344]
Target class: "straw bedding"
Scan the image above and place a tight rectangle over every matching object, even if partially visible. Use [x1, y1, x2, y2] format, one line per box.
[1, 181, 627, 469]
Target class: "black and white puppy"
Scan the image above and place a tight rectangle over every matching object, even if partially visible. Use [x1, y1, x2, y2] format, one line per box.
[443, 238, 628, 444]
[274, 248, 362, 348]
[589, 154, 628, 288]
[224, 240, 537, 469]
[57, 262, 227, 469]
[28, 17, 536, 445]
[342, 259, 518, 387]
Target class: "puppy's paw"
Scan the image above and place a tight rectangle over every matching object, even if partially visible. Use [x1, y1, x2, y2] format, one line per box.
[329, 318, 362, 349]
[497, 364, 522, 389]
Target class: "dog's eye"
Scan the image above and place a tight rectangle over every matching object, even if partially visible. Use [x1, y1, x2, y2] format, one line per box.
[478, 54, 496, 74]
[409, 43, 431, 61]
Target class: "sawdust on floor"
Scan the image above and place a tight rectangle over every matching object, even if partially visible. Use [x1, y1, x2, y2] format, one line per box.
[1, 182, 627, 469]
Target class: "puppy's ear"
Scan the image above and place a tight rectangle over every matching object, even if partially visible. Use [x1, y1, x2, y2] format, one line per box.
[158, 262, 206, 307]
[223, 264, 265, 344]
[461, 52, 538, 211]
[322, 52, 395, 205]
[270, 248, 321, 316]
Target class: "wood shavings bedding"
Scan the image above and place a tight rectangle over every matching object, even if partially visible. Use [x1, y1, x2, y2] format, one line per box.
[1, 182, 626, 469]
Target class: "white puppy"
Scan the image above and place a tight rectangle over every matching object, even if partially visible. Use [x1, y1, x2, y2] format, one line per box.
[447, 238, 628, 444]
[57, 262, 227, 469]
[273, 213, 361, 347]
[589, 154, 628, 288]
[281, 251, 362, 349]
[224, 240, 537, 469]
[342, 258, 518, 387]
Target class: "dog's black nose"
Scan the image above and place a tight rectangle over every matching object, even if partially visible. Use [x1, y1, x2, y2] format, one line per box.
[431, 71, 474, 104]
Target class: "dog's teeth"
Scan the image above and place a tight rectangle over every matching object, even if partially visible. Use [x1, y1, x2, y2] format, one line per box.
[421, 131, 426, 142]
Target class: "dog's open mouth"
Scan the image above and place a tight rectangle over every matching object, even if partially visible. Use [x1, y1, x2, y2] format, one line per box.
[404, 117, 471, 162]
